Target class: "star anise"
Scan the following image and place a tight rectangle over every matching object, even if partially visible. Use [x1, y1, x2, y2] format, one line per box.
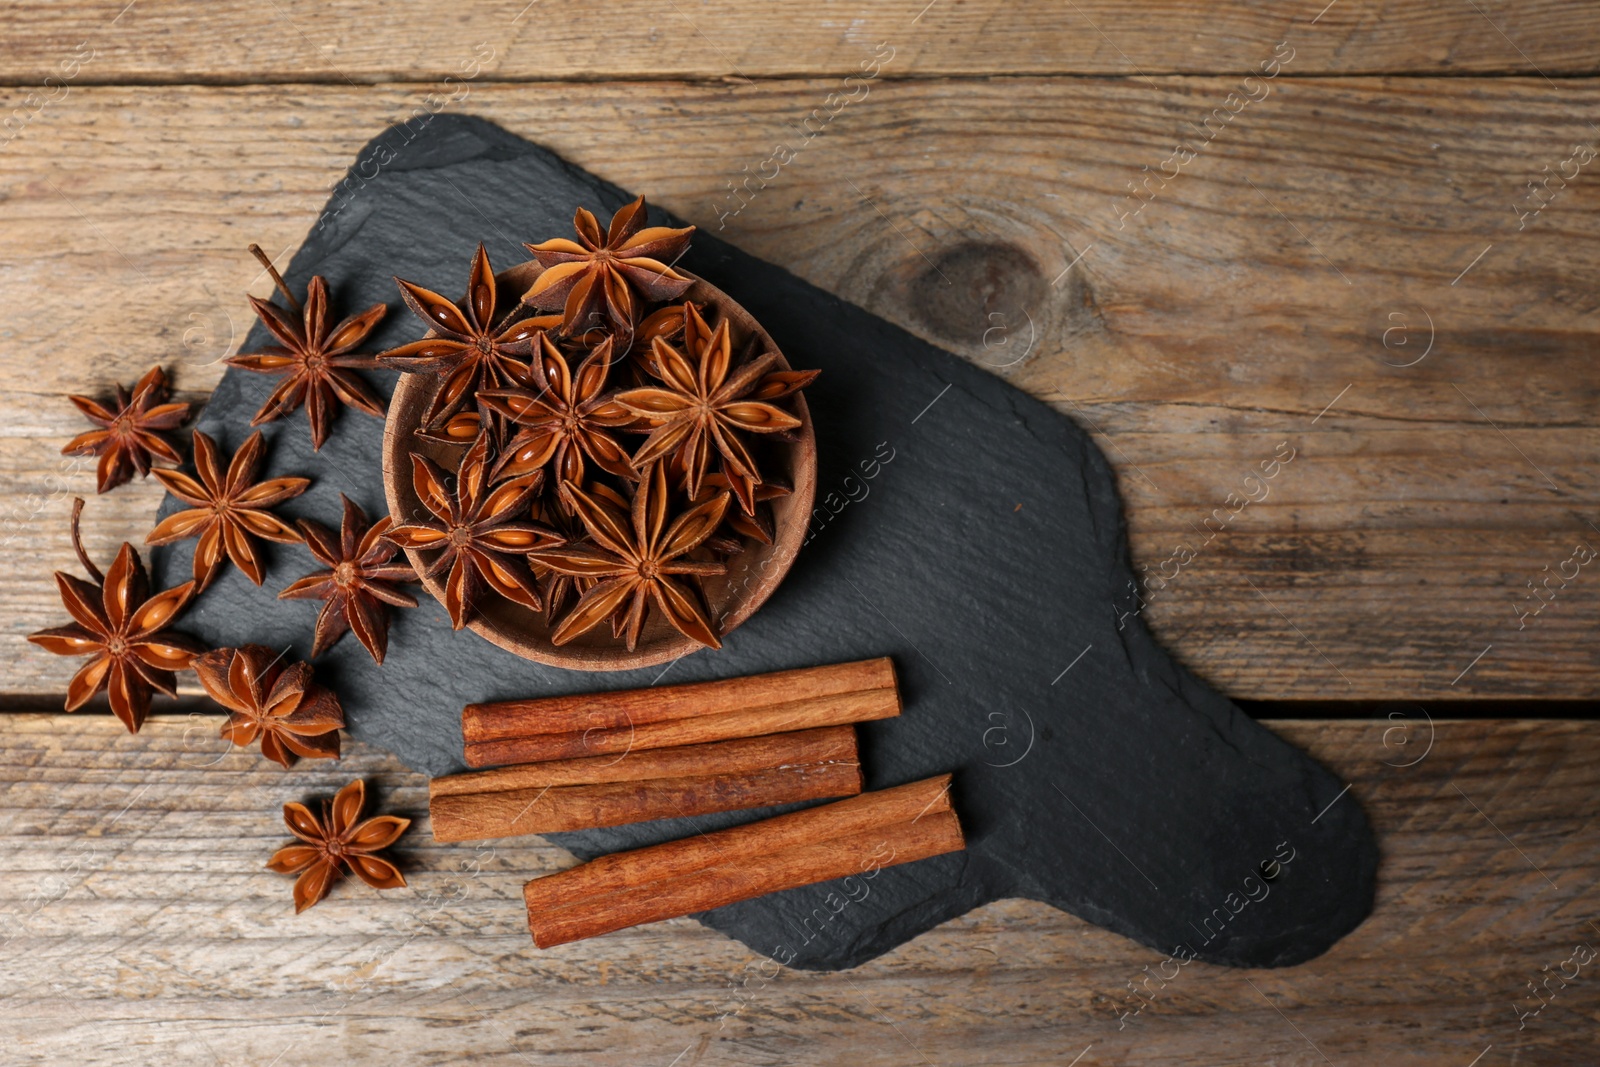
[376, 244, 555, 432]
[62, 365, 190, 494]
[386, 431, 564, 629]
[194, 644, 344, 768]
[27, 498, 204, 733]
[267, 778, 409, 913]
[146, 430, 309, 590]
[478, 333, 636, 492]
[522, 196, 695, 337]
[225, 244, 389, 451]
[617, 303, 816, 508]
[279, 495, 418, 664]
[529, 461, 728, 650]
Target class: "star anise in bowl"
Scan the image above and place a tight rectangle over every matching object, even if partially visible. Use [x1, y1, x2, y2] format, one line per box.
[380, 211, 816, 671]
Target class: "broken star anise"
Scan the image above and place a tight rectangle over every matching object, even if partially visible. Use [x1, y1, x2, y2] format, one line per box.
[376, 243, 555, 432]
[617, 303, 816, 508]
[478, 333, 636, 492]
[194, 644, 344, 768]
[62, 365, 190, 494]
[529, 461, 728, 651]
[522, 196, 695, 337]
[146, 430, 309, 590]
[386, 431, 564, 629]
[225, 245, 389, 452]
[279, 494, 418, 665]
[267, 778, 409, 913]
[28, 498, 204, 733]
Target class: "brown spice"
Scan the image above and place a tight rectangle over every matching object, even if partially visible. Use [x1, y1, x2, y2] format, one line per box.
[377, 243, 559, 432]
[62, 365, 190, 494]
[27, 498, 204, 733]
[193, 644, 344, 768]
[267, 779, 409, 913]
[386, 430, 563, 629]
[478, 333, 636, 491]
[278, 494, 418, 664]
[528, 461, 728, 650]
[617, 302, 816, 508]
[522, 196, 695, 337]
[145, 430, 309, 589]
[522, 775, 963, 948]
[226, 244, 390, 451]
[430, 726, 862, 843]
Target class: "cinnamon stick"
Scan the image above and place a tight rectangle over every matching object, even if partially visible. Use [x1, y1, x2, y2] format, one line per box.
[432, 762, 862, 843]
[523, 775, 963, 948]
[429, 728, 863, 843]
[433, 726, 857, 797]
[464, 686, 897, 767]
[464, 658, 895, 743]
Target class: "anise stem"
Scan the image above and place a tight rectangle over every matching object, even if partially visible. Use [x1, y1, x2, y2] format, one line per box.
[248, 243, 303, 313]
[69, 497, 103, 584]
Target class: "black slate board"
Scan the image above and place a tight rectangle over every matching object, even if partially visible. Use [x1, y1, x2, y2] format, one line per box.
[151, 116, 1377, 971]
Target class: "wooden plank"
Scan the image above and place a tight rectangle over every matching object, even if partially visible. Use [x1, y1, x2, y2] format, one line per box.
[0, 714, 1594, 1063]
[1, 0, 1597, 82]
[1, 79, 1597, 701]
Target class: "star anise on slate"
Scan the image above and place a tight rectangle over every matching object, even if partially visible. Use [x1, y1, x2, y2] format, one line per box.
[267, 778, 409, 913]
[376, 243, 554, 432]
[617, 303, 816, 507]
[279, 495, 418, 664]
[194, 644, 344, 768]
[225, 245, 389, 451]
[530, 461, 728, 650]
[28, 498, 204, 733]
[146, 430, 309, 590]
[522, 196, 695, 337]
[478, 333, 636, 492]
[386, 431, 564, 629]
[62, 365, 190, 494]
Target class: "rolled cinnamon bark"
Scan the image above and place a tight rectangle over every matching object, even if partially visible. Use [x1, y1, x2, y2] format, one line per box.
[430, 727, 862, 843]
[463, 658, 895, 743]
[523, 775, 963, 948]
[464, 686, 897, 767]
[434, 726, 858, 797]
[433, 763, 862, 843]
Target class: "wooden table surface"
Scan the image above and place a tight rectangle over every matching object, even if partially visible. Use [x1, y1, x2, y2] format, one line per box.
[2, 2, 1597, 1063]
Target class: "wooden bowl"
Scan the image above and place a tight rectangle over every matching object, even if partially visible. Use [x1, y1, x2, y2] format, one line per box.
[381, 262, 817, 672]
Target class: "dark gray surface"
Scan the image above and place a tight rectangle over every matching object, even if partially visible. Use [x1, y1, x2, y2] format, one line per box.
[152, 116, 1377, 971]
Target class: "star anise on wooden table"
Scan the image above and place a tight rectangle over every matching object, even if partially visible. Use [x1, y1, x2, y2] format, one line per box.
[376, 243, 556, 433]
[267, 778, 409, 913]
[478, 333, 636, 493]
[279, 494, 418, 664]
[146, 430, 309, 590]
[194, 644, 344, 768]
[522, 196, 695, 338]
[386, 431, 564, 629]
[530, 461, 729, 650]
[27, 499, 204, 733]
[225, 244, 389, 451]
[62, 365, 190, 494]
[617, 303, 816, 508]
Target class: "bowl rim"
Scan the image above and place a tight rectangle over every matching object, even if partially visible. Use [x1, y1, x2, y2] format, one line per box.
[380, 262, 818, 672]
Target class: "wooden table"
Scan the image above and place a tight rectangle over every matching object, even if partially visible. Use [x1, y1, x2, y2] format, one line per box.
[1, 2, 1596, 1063]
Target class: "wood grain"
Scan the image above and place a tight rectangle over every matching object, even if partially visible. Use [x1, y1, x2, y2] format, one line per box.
[1, 714, 1594, 1064]
[2, 78, 1595, 700]
[0, 0, 1596, 82]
